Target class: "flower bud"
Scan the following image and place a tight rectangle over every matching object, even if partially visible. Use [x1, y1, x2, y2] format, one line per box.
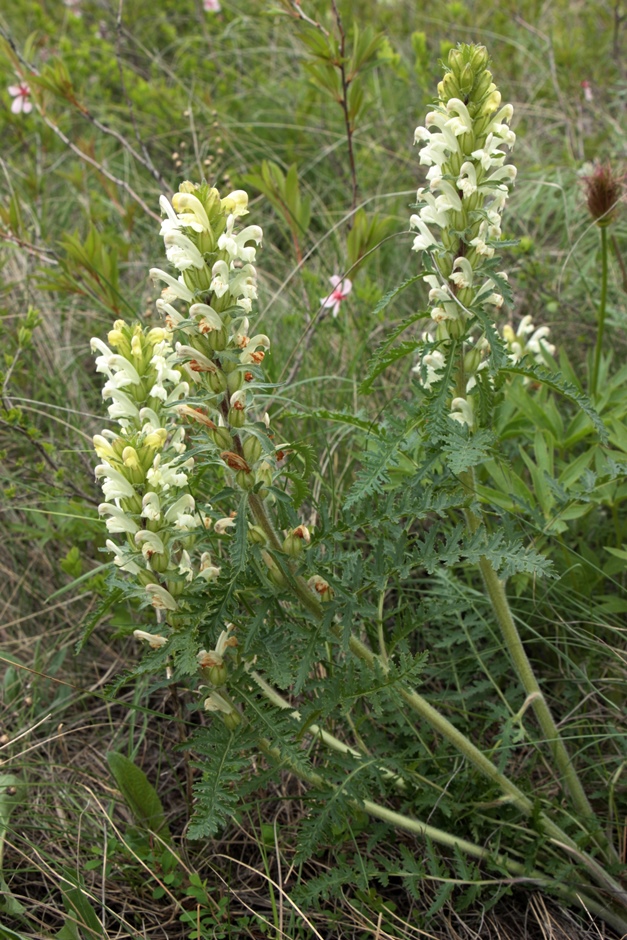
[438, 71, 459, 102]
[227, 369, 245, 394]
[223, 710, 241, 731]
[228, 406, 246, 428]
[463, 346, 484, 374]
[308, 575, 334, 601]
[206, 328, 227, 352]
[282, 525, 311, 557]
[236, 469, 255, 490]
[261, 550, 287, 587]
[469, 44, 489, 72]
[248, 524, 267, 545]
[208, 663, 228, 687]
[211, 426, 233, 449]
[243, 436, 262, 465]
[208, 369, 227, 394]
[458, 63, 474, 96]
[472, 69, 493, 104]
[108, 328, 125, 348]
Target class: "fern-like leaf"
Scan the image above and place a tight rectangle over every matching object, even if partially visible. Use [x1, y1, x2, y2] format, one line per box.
[188, 724, 250, 839]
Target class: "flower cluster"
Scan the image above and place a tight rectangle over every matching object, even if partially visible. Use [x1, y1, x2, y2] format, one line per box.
[151, 181, 277, 499]
[91, 183, 321, 723]
[91, 321, 215, 616]
[502, 315, 555, 366]
[410, 44, 517, 427]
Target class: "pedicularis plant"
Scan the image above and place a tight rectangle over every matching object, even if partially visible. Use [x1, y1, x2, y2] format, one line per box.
[89, 46, 627, 932]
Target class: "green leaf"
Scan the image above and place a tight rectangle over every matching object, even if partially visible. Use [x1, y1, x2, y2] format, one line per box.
[359, 340, 419, 393]
[502, 364, 608, 443]
[441, 427, 494, 475]
[74, 588, 124, 654]
[106, 753, 172, 844]
[370, 275, 424, 319]
[188, 724, 249, 838]
[59, 885, 104, 940]
[231, 491, 249, 576]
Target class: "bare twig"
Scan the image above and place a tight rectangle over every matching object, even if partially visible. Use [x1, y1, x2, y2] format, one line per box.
[330, 0, 358, 214]
[37, 110, 160, 222]
[0, 230, 58, 264]
[113, 0, 169, 189]
[286, 0, 329, 35]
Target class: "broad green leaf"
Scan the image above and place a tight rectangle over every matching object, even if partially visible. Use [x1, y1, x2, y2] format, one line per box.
[106, 753, 171, 844]
[59, 885, 103, 939]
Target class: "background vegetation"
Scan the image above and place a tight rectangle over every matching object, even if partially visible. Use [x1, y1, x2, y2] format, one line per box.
[0, 0, 625, 938]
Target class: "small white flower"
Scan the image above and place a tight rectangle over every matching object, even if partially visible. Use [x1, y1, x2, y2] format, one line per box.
[135, 530, 166, 561]
[133, 629, 168, 649]
[204, 690, 233, 714]
[221, 190, 248, 216]
[145, 584, 178, 610]
[172, 192, 212, 233]
[95, 465, 136, 500]
[449, 257, 474, 290]
[450, 397, 474, 427]
[189, 303, 223, 332]
[210, 260, 230, 298]
[410, 218, 437, 252]
[98, 503, 140, 535]
[218, 216, 263, 263]
[164, 231, 205, 271]
[214, 517, 236, 535]
[149, 268, 194, 303]
[106, 539, 141, 575]
[240, 334, 270, 365]
[141, 492, 162, 521]
[457, 162, 478, 199]
[178, 550, 194, 581]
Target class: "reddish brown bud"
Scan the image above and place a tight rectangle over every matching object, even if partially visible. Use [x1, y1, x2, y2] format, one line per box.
[244, 371, 254, 382]
[177, 404, 217, 429]
[220, 451, 251, 472]
[189, 359, 212, 372]
[582, 161, 624, 226]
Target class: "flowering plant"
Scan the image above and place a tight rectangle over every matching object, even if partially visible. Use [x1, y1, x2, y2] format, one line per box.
[87, 48, 627, 935]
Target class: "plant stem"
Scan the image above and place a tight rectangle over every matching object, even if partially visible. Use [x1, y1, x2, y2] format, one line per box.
[462, 486, 619, 866]
[591, 224, 609, 398]
[331, 0, 359, 214]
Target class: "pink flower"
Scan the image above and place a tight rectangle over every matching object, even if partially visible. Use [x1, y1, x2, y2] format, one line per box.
[581, 80, 593, 102]
[320, 275, 352, 318]
[204, 0, 221, 10]
[8, 83, 32, 115]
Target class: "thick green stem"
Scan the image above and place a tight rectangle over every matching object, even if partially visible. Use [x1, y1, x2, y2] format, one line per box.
[462, 488, 619, 865]
[591, 224, 609, 398]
